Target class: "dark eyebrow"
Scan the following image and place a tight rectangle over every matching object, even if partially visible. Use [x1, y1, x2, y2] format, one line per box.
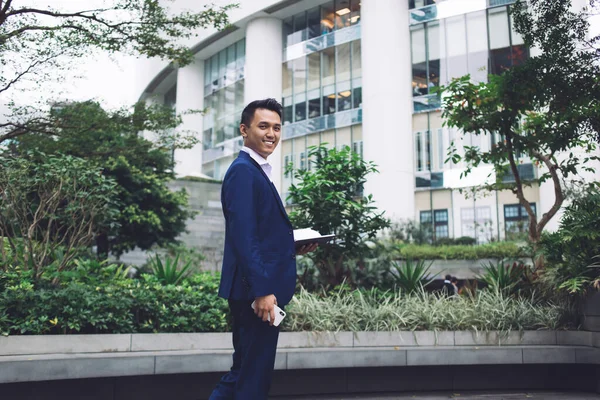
[256, 121, 282, 127]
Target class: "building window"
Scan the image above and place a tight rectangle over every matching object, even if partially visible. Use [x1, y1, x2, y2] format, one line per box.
[434, 210, 449, 238]
[504, 203, 536, 240]
[437, 128, 445, 171]
[415, 131, 423, 171]
[461, 206, 493, 244]
[411, 25, 427, 96]
[284, 1, 361, 48]
[202, 38, 246, 176]
[352, 140, 363, 159]
[489, 6, 528, 75]
[283, 40, 362, 125]
[425, 130, 432, 171]
[420, 209, 449, 240]
[284, 155, 292, 178]
[300, 152, 307, 170]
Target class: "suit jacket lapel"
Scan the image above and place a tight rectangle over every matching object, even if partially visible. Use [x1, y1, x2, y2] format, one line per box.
[238, 152, 292, 227]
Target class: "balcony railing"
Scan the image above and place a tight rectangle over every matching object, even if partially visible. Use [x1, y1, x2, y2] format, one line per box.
[284, 23, 361, 62]
[202, 138, 244, 164]
[282, 108, 362, 140]
[409, 0, 514, 25]
[413, 94, 442, 114]
[488, 0, 515, 7]
[203, 66, 245, 95]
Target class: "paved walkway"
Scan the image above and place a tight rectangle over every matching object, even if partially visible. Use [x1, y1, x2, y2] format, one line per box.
[272, 392, 600, 399]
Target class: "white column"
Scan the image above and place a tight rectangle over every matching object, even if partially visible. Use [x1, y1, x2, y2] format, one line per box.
[244, 17, 284, 193]
[361, 0, 414, 222]
[174, 59, 204, 177]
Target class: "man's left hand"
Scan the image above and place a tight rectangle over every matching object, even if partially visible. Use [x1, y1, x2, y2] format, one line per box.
[296, 243, 318, 255]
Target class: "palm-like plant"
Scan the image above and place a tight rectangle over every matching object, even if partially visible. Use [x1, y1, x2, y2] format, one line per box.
[389, 259, 436, 294]
[149, 253, 193, 285]
[477, 260, 523, 293]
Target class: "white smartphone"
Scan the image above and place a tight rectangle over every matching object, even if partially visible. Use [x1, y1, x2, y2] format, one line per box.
[250, 301, 286, 327]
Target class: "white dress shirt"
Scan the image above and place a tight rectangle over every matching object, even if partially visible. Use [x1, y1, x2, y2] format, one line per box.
[240, 146, 273, 182]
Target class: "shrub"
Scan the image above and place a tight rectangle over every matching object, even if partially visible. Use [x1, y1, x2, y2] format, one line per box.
[0, 153, 119, 280]
[287, 145, 390, 289]
[540, 187, 600, 295]
[454, 236, 478, 246]
[388, 220, 431, 245]
[0, 270, 228, 335]
[433, 236, 477, 246]
[397, 241, 527, 260]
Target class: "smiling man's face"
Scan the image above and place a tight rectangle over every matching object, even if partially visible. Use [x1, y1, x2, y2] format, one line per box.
[240, 108, 282, 159]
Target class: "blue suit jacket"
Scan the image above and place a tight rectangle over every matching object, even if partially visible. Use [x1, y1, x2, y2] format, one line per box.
[217, 151, 297, 306]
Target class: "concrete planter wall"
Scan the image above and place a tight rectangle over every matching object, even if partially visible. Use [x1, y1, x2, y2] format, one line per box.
[1, 330, 599, 399]
[1, 330, 599, 381]
[584, 291, 600, 332]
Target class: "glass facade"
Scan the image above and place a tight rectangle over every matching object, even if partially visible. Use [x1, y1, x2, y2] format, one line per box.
[411, 0, 529, 194]
[281, 3, 363, 198]
[282, 39, 362, 133]
[283, 1, 361, 48]
[202, 39, 246, 179]
[411, 3, 525, 113]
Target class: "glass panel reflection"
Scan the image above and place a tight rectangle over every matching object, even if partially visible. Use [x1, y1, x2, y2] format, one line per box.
[282, 108, 362, 140]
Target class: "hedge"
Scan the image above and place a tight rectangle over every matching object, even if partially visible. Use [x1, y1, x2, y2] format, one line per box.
[397, 241, 529, 260]
[0, 272, 229, 335]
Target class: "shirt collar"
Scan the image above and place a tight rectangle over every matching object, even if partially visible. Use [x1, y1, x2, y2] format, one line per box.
[241, 146, 269, 166]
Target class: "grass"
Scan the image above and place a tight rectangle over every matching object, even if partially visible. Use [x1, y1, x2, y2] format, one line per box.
[283, 287, 573, 333]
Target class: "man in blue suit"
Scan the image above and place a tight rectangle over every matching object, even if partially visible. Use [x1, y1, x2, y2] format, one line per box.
[209, 99, 317, 400]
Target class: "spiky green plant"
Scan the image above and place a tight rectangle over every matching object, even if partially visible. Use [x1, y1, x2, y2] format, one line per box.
[477, 260, 524, 293]
[389, 259, 436, 294]
[149, 253, 192, 285]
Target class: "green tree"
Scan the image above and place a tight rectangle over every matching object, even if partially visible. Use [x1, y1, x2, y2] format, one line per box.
[10, 101, 194, 258]
[0, 0, 236, 143]
[287, 145, 390, 288]
[541, 186, 600, 295]
[0, 152, 119, 279]
[439, 0, 600, 248]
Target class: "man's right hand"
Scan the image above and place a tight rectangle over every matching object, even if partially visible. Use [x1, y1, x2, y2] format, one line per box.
[253, 294, 277, 326]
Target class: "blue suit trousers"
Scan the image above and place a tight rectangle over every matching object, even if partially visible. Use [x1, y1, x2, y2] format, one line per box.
[208, 300, 280, 400]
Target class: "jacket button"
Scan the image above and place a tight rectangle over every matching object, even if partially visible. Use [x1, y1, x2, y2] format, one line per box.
[288, 230, 293, 235]
[291, 253, 296, 259]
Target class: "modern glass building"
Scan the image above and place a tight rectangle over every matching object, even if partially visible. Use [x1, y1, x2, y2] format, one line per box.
[137, 0, 593, 243]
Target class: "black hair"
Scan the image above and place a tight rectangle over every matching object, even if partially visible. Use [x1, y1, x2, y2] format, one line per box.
[240, 98, 282, 127]
[451, 276, 458, 283]
[445, 274, 452, 281]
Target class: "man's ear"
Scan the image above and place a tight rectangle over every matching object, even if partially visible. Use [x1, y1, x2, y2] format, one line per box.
[240, 124, 247, 138]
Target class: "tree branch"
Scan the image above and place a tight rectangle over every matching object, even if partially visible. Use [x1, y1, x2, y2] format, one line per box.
[2, 23, 102, 42]
[6, 8, 119, 21]
[532, 149, 564, 234]
[0, 121, 54, 144]
[0, 0, 13, 21]
[505, 131, 538, 241]
[0, 51, 66, 94]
